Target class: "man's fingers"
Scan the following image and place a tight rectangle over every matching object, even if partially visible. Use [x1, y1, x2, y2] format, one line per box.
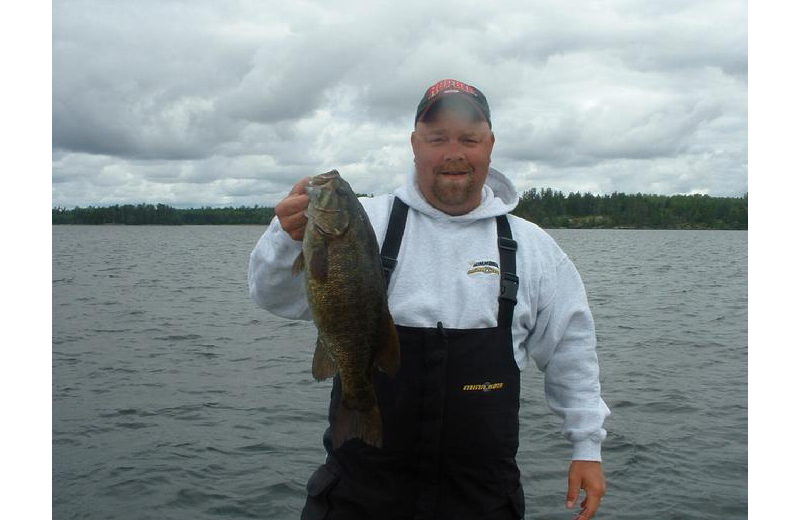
[276, 177, 311, 218]
[565, 472, 581, 508]
[275, 194, 309, 240]
[276, 192, 309, 218]
[275, 177, 312, 240]
[574, 493, 601, 520]
[280, 211, 308, 239]
[289, 176, 312, 196]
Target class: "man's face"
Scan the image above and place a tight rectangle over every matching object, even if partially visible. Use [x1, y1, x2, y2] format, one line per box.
[411, 104, 495, 216]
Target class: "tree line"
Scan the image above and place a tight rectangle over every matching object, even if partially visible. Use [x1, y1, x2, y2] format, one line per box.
[52, 189, 747, 229]
[512, 188, 747, 229]
[52, 203, 276, 225]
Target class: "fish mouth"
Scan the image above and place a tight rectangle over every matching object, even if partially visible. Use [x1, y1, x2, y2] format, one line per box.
[306, 171, 341, 201]
[309, 170, 341, 188]
[306, 170, 350, 237]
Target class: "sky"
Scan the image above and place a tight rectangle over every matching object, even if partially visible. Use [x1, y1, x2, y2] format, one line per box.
[52, 0, 748, 208]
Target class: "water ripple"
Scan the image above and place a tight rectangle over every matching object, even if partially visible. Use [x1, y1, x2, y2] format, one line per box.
[52, 226, 747, 520]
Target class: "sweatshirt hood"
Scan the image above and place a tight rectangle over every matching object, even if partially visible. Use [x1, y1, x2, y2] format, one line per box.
[394, 166, 519, 221]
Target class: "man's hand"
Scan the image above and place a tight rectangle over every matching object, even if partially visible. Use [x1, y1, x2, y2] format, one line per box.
[275, 177, 312, 240]
[565, 460, 606, 519]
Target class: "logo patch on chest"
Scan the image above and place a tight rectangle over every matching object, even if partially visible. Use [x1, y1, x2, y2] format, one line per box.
[467, 260, 500, 276]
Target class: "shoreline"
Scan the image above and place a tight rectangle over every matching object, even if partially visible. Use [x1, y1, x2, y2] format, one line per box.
[51, 223, 748, 230]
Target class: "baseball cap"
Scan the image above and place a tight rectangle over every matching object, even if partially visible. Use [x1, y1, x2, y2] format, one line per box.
[414, 79, 491, 128]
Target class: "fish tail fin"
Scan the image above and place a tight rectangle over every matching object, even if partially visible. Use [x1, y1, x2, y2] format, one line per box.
[333, 391, 382, 449]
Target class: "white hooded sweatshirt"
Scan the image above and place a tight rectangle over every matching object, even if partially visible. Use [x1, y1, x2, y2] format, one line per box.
[248, 167, 610, 461]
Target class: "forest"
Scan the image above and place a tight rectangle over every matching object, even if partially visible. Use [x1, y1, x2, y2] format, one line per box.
[52, 188, 747, 229]
[510, 188, 747, 229]
[51, 203, 276, 225]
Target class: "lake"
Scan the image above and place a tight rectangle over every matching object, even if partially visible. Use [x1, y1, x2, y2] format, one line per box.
[52, 225, 747, 519]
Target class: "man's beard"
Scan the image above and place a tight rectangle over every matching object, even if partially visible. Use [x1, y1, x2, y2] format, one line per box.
[431, 162, 476, 208]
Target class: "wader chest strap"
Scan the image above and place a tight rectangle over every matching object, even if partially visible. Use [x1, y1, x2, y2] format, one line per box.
[496, 215, 518, 328]
[380, 197, 409, 287]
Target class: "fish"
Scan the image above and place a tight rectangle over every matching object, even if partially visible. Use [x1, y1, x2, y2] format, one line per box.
[292, 170, 401, 449]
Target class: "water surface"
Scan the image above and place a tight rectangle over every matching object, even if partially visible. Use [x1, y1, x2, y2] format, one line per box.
[53, 226, 747, 519]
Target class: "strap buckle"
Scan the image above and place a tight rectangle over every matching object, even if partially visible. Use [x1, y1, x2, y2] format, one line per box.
[499, 272, 519, 304]
[498, 237, 518, 252]
[381, 256, 398, 278]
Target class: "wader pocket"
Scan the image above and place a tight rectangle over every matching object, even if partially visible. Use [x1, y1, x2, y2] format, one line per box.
[301, 463, 340, 520]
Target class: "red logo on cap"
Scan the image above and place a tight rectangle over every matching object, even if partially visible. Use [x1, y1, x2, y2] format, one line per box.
[426, 79, 476, 100]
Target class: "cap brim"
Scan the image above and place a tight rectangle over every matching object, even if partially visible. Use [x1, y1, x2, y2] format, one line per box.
[416, 92, 490, 127]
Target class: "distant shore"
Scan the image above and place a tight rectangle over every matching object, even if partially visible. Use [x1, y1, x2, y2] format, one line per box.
[52, 188, 748, 230]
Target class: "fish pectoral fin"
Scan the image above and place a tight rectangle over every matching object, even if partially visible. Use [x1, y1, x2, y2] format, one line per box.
[292, 251, 305, 275]
[374, 312, 401, 377]
[312, 335, 337, 381]
[308, 241, 328, 282]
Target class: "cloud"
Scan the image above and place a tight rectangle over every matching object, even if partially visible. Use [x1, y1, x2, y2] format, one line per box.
[52, 0, 748, 207]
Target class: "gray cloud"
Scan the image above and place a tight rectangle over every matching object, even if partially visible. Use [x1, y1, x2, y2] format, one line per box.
[52, 0, 747, 207]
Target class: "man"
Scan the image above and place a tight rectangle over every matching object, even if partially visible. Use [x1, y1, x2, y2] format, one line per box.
[249, 79, 610, 520]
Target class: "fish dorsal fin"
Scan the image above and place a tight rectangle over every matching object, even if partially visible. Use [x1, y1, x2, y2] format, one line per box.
[374, 312, 401, 377]
[312, 335, 337, 381]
